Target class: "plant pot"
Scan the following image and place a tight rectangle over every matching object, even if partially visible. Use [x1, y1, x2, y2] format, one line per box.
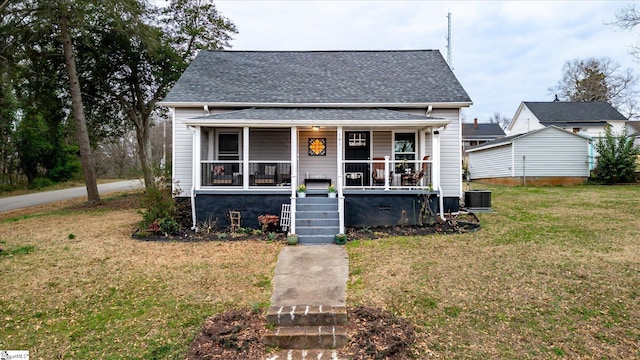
[297, 192, 306, 198]
[328, 192, 337, 198]
[286, 234, 299, 245]
[334, 233, 347, 245]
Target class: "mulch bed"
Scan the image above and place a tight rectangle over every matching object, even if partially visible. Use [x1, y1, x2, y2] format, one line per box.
[133, 212, 481, 242]
[185, 306, 416, 360]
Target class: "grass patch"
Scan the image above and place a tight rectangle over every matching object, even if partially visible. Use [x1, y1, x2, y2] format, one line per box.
[1, 183, 639, 359]
[0, 201, 282, 359]
[0, 244, 36, 257]
[348, 183, 640, 359]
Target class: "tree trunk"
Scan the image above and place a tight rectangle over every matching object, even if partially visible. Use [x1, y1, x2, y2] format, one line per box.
[136, 123, 154, 190]
[60, 12, 101, 205]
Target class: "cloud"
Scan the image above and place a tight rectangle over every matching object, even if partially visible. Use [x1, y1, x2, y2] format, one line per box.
[214, 0, 639, 121]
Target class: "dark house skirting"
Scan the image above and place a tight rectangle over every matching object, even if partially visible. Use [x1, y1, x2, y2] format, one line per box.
[188, 193, 460, 230]
[344, 193, 459, 227]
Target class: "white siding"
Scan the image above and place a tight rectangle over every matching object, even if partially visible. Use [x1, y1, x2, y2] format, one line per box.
[298, 130, 337, 188]
[372, 131, 392, 158]
[432, 109, 462, 198]
[173, 107, 208, 196]
[513, 127, 590, 177]
[510, 106, 543, 135]
[468, 145, 512, 179]
[249, 129, 291, 160]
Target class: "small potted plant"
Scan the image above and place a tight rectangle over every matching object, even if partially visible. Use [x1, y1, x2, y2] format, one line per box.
[297, 184, 306, 198]
[286, 233, 299, 245]
[327, 184, 337, 198]
[334, 233, 347, 245]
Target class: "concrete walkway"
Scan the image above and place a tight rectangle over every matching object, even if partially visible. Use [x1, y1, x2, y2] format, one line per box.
[271, 245, 349, 307]
[264, 245, 350, 358]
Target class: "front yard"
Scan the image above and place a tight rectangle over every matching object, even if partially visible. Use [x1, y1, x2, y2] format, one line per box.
[1, 185, 639, 358]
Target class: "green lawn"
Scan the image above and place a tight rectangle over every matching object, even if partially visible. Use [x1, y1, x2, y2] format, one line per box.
[348, 184, 640, 358]
[1, 185, 639, 359]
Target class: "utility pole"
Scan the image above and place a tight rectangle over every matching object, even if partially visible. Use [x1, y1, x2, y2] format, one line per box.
[446, 11, 453, 70]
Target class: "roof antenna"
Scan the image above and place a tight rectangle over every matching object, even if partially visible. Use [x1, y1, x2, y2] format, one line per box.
[553, 94, 559, 102]
[446, 11, 453, 70]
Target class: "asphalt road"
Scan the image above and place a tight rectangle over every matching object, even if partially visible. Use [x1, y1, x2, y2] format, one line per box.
[0, 180, 144, 213]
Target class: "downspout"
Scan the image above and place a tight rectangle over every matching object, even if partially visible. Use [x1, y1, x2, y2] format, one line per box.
[522, 155, 526, 187]
[186, 126, 198, 230]
[337, 126, 345, 234]
[432, 129, 446, 221]
[290, 126, 298, 235]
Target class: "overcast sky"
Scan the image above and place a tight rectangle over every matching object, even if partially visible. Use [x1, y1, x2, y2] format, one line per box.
[191, 1, 640, 123]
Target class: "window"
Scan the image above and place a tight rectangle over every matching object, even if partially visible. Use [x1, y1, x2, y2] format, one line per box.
[394, 133, 416, 171]
[218, 132, 239, 160]
[348, 132, 367, 147]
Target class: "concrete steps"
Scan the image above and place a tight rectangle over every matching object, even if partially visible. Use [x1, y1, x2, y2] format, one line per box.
[265, 349, 346, 360]
[296, 197, 339, 245]
[266, 305, 347, 327]
[263, 305, 348, 352]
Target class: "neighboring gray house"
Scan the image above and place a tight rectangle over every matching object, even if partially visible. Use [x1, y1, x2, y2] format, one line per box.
[466, 126, 591, 186]
[507, 101, 627, 138]
[160, 50, 472, 242]
[462, 118, 506, 154]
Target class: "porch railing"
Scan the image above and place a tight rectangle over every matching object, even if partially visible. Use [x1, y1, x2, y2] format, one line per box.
[342, 158, 432, 189]
[200, 161, 292, 187]
[201, 161, 243, 187]
[248, 161, 291, 187]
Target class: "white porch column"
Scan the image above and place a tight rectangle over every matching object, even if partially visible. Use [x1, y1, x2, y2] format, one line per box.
[384, 155, 390, 190]
[194, 126, 201, 190]
[337, 126, 345, 234]
[290, 126, 298, 234]
[432, 130, 441, 189]
[243, 127, 250, 189]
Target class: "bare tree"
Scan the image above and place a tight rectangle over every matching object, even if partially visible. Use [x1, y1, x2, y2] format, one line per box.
[550, 57, 638, 119]
[614, 5, 640, 57]
[490, 112, 511, 130]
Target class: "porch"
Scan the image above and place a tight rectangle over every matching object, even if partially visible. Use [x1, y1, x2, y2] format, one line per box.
[188, 124, 449, 234]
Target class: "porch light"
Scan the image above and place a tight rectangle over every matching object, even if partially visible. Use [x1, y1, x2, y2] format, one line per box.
[312, 126, 320, 131]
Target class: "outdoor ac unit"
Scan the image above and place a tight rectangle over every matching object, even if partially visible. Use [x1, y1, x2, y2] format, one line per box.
[465, 190, 491, 209]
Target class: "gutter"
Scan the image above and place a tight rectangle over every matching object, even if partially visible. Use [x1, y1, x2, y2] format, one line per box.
[158, 101, 474, 108]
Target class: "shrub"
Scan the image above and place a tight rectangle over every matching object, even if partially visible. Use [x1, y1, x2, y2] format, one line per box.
[31, 177, 55, 189]
[593, 127, 639, 184]
[140, 183, 175, 227]
[159, 217, 180, 235]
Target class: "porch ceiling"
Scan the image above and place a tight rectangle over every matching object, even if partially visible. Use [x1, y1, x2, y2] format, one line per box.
[184, 107, 451, 127]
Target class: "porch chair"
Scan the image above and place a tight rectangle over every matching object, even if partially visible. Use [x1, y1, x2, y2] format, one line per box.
[253, 164, 277, 185]
[403, 155, 430, 186]
[372, 157, 393, 186]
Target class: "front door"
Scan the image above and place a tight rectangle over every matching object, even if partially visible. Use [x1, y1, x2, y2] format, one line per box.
[344, 131, 370, 186]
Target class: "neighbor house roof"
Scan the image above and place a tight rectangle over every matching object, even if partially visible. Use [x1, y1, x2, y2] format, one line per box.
[462, 122, 505, 140]
[523, 101, 627, 126]
[466, 125, 591, 153]
[161, 50, 472, 106]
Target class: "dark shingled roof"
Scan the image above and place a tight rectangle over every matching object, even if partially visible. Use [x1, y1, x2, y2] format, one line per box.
[524, 101, 627, 125]
[163, 50, 472, 104]
[462, 123, 505, 140]
[193, 108, 441, 121]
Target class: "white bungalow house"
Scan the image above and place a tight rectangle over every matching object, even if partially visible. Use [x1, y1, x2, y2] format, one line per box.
[507, 100, 627, 138]
[159, 50, 472, 243]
